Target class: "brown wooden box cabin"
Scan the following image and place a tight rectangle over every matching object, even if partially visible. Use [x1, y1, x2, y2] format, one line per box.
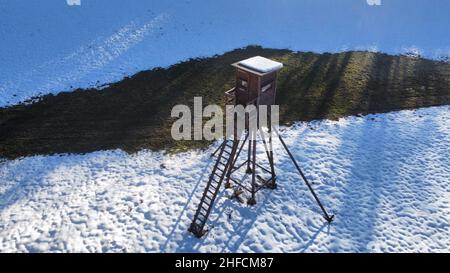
[226, 56, 283, 106]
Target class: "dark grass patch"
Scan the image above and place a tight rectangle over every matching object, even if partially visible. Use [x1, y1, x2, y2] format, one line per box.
[1, 46, 449, 159]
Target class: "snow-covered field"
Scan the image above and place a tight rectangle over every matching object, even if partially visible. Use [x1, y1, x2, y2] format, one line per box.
[1, 106, 448, 253]
[1, 0, 450, 107]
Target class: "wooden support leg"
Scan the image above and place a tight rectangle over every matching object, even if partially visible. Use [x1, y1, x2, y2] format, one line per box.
[258, 128, 277, 190]
[248, 139, 257, 206]
[275, 129, 334, 223]
[246, 131, 252, 174]
[268, 127, 277, 189]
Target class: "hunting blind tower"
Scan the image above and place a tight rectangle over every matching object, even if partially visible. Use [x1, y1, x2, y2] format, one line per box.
[189, 56, 334, 238]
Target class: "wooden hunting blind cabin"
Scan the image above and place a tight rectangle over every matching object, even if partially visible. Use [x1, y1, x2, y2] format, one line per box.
[231, 56, 282, 106]
[189, 56, 334, 238]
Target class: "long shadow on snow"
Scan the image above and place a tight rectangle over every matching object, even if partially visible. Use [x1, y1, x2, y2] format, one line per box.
[330, 108, 439, 252]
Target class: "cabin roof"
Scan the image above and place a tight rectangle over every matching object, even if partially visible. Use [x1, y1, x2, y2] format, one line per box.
[234, 56, 283, 74]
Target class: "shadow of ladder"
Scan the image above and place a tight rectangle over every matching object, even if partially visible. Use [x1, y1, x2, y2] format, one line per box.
[188, 139, 240, 238]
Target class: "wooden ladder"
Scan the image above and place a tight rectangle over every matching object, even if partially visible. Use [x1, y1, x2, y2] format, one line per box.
[188, 139, 239, 237]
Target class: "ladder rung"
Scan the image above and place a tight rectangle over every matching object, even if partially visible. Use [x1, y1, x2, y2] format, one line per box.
[209, 176, 217, 185]
[218, 161, 226, 166]
[211, 173, 220, 180]
[204, 195, 213, 200]
[210, 178, 219, 184]
[216, 167, 224, 172]
[211, 176, 222, 183]
[196, 210, 205, 218]
[220, 156, 229, 161]
[196, 213, 205, 220]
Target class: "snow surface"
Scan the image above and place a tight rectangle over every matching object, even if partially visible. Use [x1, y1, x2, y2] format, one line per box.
[1, 106, 449, 253]
[1, 0, 450, 107]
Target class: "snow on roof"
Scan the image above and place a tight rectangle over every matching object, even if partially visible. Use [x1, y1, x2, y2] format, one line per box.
[237, 56, 283, 73]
